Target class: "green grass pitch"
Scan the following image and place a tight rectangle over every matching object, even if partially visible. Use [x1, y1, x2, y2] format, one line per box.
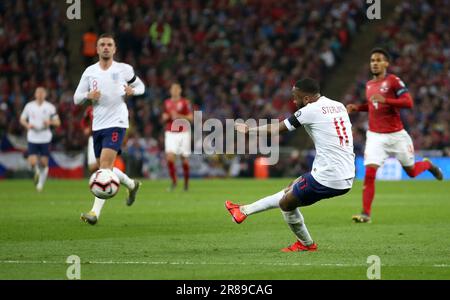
[0, 178, 449, 280]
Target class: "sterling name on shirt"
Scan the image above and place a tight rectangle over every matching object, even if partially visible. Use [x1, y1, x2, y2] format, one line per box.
[322, 105, 347, 114]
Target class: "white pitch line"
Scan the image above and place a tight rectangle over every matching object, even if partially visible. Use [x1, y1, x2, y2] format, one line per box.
[0, 260, 449, 268]
[0, 260, 362, 267]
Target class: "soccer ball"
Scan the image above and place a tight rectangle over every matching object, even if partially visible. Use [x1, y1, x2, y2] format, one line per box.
[89, 169, 120, 199]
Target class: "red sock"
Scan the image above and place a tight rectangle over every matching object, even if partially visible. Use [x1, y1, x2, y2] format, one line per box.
[182, 160, 190, 188]
[362, 166, 377, 216]
[167, 161, 177, 184]
[405, 161, 431, 178]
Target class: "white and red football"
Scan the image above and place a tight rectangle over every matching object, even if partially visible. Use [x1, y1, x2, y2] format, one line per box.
[89, 169, 120, 199]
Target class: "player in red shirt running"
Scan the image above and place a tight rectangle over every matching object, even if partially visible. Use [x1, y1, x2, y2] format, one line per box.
[347, 48, 443, 223]
[162, 83, 193, 191]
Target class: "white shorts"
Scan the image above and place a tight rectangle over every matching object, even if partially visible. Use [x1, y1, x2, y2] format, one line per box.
[87, 136, 97, 166]
[364, 129, 415, 167]
[165, 131, 191, 157]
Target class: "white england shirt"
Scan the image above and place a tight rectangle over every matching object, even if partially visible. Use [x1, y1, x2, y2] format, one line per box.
[73, 61, 144, 131]
[20, 100, 58, 144]
[284, 96, 355, 189]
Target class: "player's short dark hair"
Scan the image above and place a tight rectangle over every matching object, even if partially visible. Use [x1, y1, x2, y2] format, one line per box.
[370, 47, 390, 61]
[294, 78, 320, 95]
[98, 33, 116, 44]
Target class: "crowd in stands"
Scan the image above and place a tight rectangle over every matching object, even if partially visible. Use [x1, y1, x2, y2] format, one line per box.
[93, 0, 366, 176]
[2, 0, 447, 178]
[344, 0, 450, 156]
[0, 0, 87, 153]
[94, 0, 365, 124]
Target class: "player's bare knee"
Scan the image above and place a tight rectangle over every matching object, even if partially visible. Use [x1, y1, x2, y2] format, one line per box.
[88, 164, 98, 173]
[99, 161, 114, 169]
[99, 158, 114, 169]
[279, 198, 288, 211]
[99, 149, 117, 169]
[166, 153, 175, 162]
[28, 156, 38, 167]
[40, 157, 48, 167]
[279, 193, 298, 212]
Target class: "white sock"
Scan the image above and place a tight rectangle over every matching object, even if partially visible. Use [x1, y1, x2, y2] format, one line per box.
[91, 197, 106, 218]
[113, 167, 135, 190]
[38, 166, 48, 187]
[282, 208, 314, 246]
[241, 190, 284, 216]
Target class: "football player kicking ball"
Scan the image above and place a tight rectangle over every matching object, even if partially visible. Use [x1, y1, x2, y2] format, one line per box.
[74, 33, 145, 225]
[347, 48, 443, 223]
[227, 78, 355, 252]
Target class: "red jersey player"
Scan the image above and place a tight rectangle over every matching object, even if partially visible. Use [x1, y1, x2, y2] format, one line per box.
[162, 83, 193, 191]
[347, 48, 443, 223]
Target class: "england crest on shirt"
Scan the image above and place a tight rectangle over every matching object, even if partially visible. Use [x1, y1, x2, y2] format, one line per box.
[112, 73, 119, 81]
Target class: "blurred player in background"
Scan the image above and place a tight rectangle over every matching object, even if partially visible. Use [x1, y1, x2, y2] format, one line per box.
[81, 106, 98, 172]
[347, 48, 443, 223]
[20, 87, 61, 192]
[74, 33, 145, 225]
[227, 78, 355, 252]
[162, 83, 193, 191]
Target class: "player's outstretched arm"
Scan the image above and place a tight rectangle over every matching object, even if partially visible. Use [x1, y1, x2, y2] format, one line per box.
[347, 103, 368, 113]
[235, 121, 287, 135]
